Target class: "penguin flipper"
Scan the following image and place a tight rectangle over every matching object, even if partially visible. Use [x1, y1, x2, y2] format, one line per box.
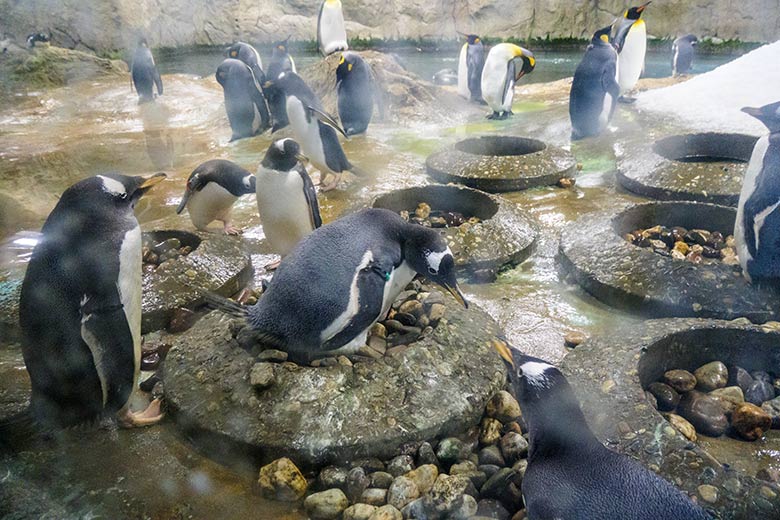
[297, 165, 322, 229]
[502, 60, 516, 110]
[79, 290, 136, 414]
[154, 68, 163, 96]
[308, 106, 350, 139]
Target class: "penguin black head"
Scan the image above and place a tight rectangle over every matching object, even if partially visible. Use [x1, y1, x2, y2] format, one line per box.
[742, 101, 780, 133]
[335, 52, 363, 84]
[225, 42, 241, 59]
[625, 1, 651, 20]
[514, 50, 536, 80]
[274, 36, 291, 54]
[403, 226, 468, 308]
[261, 138, 308, 172]
[263, 71, 310, 99]
[68, 172, 166, 213]
[137, 36, 148, 48]
[466, 34, 481, 45]
[682, 34, 699, 45]
[591, 26, 613, 45]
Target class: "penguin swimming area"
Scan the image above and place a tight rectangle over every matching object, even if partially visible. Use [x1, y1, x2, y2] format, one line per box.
[1, 1, 779, 518]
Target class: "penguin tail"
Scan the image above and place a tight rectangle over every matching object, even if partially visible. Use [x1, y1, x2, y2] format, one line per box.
[202, 291, 248, 318]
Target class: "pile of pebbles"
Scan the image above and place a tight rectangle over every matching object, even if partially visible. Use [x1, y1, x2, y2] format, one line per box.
[256, 390, 530, 520]
[646, 361, 780, 443]
[625, 225, 739, 265]
[399, 203, 481, 229]
[232, 281, 448, 367]
[142, 237, 193, 272]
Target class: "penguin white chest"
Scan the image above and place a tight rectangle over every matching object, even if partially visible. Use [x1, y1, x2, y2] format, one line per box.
[286, 97, 329, 172]
[319, 2, 348, 55]
[256, 168, 316, 256]
[187, 183, 238, 230]
[481, 57, 512, 112]
[457, 44, 470, 99]
[118, 225, 143, 379]
[618, 21, 646, 93]
[735, 135, 771, 277]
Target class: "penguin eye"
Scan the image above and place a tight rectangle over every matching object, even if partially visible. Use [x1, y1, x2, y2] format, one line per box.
[428, 267, 438, 275]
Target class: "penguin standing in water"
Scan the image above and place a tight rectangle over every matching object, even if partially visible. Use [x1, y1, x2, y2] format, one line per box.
[19, 172, 167, 429]
[317, 0, 348, 56]
[569, 26, 621, 140]
[131, 37, 163, 104]
[612, 2, 651, 97]
[216, 58, 270, 141]
[255, 138, 322, 270]
[481, 43, 535, 120]
[672, 34, 698, 76]
[265, 70, 362, 191]
[457, 33, 486, 102]
[264, 38, 297, 132]
[336, 52, 378, 136]
[493, 344, 713, 520]
[225, 42, 272, 133]
[735, 101, 780, 285]
[208, 208, 466, 362]
[176, 159, 256, 235]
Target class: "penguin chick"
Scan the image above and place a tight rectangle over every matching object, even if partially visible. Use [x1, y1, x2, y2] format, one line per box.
[255, 138, 322, 269]
[176, 159, 256, 235]
[20, 172, 167, 430]
[493, 343, 713, 520]
[481, 43, 535, 120]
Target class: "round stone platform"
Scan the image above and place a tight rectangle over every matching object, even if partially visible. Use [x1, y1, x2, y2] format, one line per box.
[426, 135, 576, 193]
[372, 184, 537, 282]
[616, 133, 757, 206]
[162, 301, 507, 468]
[561, 318, 780, 519]
[558, 201, 780, 322]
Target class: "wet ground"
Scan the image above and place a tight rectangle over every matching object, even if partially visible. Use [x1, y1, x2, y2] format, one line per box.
[0, 48, 739, 518]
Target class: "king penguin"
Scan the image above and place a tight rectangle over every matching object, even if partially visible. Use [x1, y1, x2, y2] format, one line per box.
[336, 52, 377, 136]
[19, 172, 167, 429]
[569, 26, 621, 140]
[317, 0, 348, 56]
[216, 58, 271, 141]
[131, 37, 163, 104]
[492, 343, 713, 520]
[208, 208, 467, 363]
[457, 33, 486, 102]
[255, 138, 322, 270]
[612, 2, 651, 96]
[265, 38, 297, 133]
[481, 43, 535, 120]
[176, 159, 256, 235]
[735, 101, 780, 285]
[672, 34, 698, 76]
[225, 42, 272, 133]
[265, 70, 362, 191]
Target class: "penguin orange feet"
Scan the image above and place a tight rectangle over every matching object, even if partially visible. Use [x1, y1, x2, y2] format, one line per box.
[320, 173, 342, 192]
[119, 398, 164, 428]
[223, 222, 242, 235]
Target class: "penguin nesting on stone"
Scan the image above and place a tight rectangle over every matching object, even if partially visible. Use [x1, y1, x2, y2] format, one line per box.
[317, 0, 348, 56]
[672, 34, 698, 76]
[569, 26, 621, 140]
[457, 33, 486, 103]
[481, 43, 535, 120]
[176, 159, 256, 235]
[264, 37, 297, 132]
[492, 343, 713, 520]
[336, 52, 379, 136]
[265, 70, 363, 191]
[19, 172, 167, 430]
[612, 2, 651, 97]
[208, 208, 467, 363]
[735, 101, 780, 285]
[131, 37, 163, 104]
[255, 138, 322, 270]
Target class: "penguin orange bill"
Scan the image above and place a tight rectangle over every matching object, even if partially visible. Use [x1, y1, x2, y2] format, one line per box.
[440, 282, 469, 308]
[140, 172, 167, 188]
[637, 1, 651, 12]
[491, 339, 515, 367]
[296, 153, 309, 163]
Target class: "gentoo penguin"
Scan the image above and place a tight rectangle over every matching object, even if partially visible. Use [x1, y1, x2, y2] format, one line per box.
[224, 43, 272, 132]
[131, 37, 163, 104]
[265, 70, 361, 191]
[672, 34, 698, 76]
[264, 38, 297, 133]
[481, 43, 535, 120]
[176, 159, 256, 235]
[208, 208, 466, 362]
[612, 2, 651, 96]
[493, 343, 713, 520]
[26, 32, 50, 48]
[336, 52, 376, 136]
[735, 101, 780, 285]
[457, 33, 486, 102]
[317, 0, 348, 56]
[19, 172, 167, 429]
[569, 26, 621, 140]
[216, 58, 270, 141]
[255, 138, 322, 269]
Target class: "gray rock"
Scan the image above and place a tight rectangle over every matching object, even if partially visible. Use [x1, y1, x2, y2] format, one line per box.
[249, 362, 275, 390]
[344, 504, 378, 520]
[499, 432, 528, 463]
[752, 371, 773, 384]
[319, 466, 349, 490]
[387, 476, 420, 510]
[478, 464, 501, 479]
[368, 504, 403, 520]
[400, 498, 427, 520]
[476, 499, 511, 520]
[370, 471, 394, 489]
[416, 441, 439, 469]
[447, 494, 478, 520]
[435, 437, 467, 465]
[387, 455, 415, 477]
[256, 349, 288, 363]
[361, 488, 388, 506]
[694, 361, 728, 391]
[352, 458, 386, 473]
[663, 369, 697, 393]
[480, 468, 516, 500]
[486, 391, 522, 423]
[424, 474, 477, 517]
[478, 446, 505, 467]
[678, 390, 728, 436]
[304, 489, 349, 520]
[346, 467, 371, 503]
[761, 396, 780, 428]
[745, 380, 775, 405]
[647, 382, 680, 411]
[728, 365, 754, 392]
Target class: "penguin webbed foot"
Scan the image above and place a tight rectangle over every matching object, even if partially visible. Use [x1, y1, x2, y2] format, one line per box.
[119, 398, 164, 428]
[223, 223, 242, 236]
[320, 173, 342, 192]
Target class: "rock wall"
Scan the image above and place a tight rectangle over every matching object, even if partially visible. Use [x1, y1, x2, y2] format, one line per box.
[1, 0, 778, 52]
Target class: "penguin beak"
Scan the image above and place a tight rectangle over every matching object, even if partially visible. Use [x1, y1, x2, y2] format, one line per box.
[637, 1, 651, 13]
[295, 153, 309, 164]
[263, 80, 274, 88]
[439, 281, 468, 309]
[139, 172, 167, 191]
[492, 339, 515, 368]
[176, 187, 191, 214]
